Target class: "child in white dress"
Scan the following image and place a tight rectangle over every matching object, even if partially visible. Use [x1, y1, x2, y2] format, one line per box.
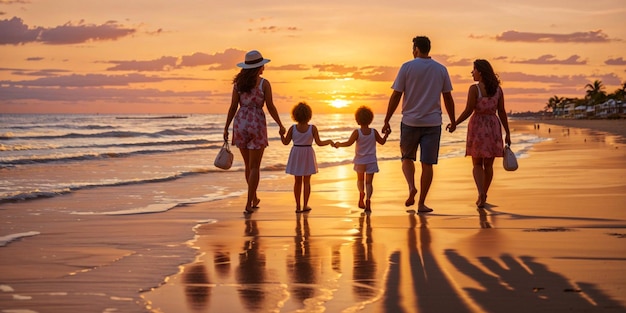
[333, 106, 389, 212]
[281, 102, 334, 213]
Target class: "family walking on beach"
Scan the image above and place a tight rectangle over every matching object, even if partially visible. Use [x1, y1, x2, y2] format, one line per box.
[223, 35, 511, 215]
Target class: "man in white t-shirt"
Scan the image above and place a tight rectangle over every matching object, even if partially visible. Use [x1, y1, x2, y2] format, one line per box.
[382, 36, 456, 213]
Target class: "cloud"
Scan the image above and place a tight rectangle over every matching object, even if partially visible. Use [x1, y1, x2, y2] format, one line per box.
[178, 49, 245, 70]
[0, 0, 30, 4]
[248, 26, 301, 33]
[605, 57, 626, 65]
[107, 56, 178, 72]
[495, 30, 611, 43]
[2, 73, 202, 87]
[352, 66, 397, 82]
[313, 64, 358, 75]
[25, 56, 44, 61]
[102, 49, 246, 72]
[0, 16, 136, 45]
[433, 55, 473, 67]
[302, 64, 397, 82]
[0, 85, 213, 102]
[273, 64, 310, 71]
[511, 54, 587, 65]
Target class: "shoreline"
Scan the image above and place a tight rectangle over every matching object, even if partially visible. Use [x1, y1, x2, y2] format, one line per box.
[522, 118, 626, 138]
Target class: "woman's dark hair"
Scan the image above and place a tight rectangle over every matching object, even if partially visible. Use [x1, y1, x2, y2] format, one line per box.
[233, 67, 263, 93]
[474, 59, 500, 97]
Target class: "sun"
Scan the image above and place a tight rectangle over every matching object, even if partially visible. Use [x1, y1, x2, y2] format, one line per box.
[329, 99, 351, 109]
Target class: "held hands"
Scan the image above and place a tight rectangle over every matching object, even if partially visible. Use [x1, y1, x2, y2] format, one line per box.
[445, 122, 456, 133]
[382, 123, 392, 136]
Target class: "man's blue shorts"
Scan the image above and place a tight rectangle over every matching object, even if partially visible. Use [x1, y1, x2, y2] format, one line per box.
[400, 123, 441, 164]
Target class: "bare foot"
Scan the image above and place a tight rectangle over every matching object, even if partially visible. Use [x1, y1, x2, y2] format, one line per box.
[405, 189, 417, 206]
[365, 200, 371, 213]
[358, 192, 365, 209]
[252, 198, 261, 208]
[417, 204, 433, 213]
[477, 193, 486, 208]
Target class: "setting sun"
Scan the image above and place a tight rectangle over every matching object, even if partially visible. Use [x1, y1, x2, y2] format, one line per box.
[329, 99, 351, 109]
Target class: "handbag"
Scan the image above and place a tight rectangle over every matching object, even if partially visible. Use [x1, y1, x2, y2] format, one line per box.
[503, 144, 518, 171]
[214, 141, 234, 170]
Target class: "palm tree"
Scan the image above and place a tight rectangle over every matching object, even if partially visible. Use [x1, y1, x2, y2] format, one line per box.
[585, 80, 607, 105]
[612, 82, 626, 100]
[546, 95, 565, 116]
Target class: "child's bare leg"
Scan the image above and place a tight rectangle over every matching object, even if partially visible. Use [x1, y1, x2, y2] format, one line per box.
[365, 173, 374, 212]
[303, 175, 312, 211]
[294, 176, 303, 212]
[357, 172, 365, 208]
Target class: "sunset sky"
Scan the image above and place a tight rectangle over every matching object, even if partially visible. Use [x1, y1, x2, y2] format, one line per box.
[1, 0, 625, 114]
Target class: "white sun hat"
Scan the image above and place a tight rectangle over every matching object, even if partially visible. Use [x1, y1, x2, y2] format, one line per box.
[237, 50, 271, 69]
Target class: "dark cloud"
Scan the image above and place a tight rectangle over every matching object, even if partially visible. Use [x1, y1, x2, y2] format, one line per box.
[511, 54, 587, 65]
[107, 56, 178, 71]
[497, 71, 622, 87]
[495, 30, 611, 43]
[0, 16, 135, 45]
[605, 57, 626, 65]
[2, 73, 202, 87]
[25, 56, 44, 61]
[12, 69, 70, 76]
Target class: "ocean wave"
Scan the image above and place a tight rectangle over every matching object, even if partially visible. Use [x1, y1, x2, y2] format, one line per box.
[70, 191, 244, 216]
[0, 128, 208, 141]
[0, 231, 41, 247]
[0, 144, 225, 166]
[0, 139, 216, 152]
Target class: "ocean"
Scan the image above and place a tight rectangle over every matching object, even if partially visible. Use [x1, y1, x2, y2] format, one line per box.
[0, 113, 543, 216]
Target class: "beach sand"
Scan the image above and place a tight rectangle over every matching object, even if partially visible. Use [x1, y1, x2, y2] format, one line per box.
[1, 119, 625, 312]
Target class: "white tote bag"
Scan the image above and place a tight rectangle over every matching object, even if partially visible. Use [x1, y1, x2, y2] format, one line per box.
[214, 141, 234, 170]
[503, 145, 518, 171]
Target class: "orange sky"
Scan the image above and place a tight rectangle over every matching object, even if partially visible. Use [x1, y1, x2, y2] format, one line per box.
[0, 0, 625, 114]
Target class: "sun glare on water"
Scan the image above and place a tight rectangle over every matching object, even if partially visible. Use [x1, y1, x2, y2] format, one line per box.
[329, 99, 350, 109]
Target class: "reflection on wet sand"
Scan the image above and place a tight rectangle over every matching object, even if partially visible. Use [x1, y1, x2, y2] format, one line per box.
[446, 250, 626, 312]
[404, 214, 472, 312]
[236, 219, 266, 311]
[166, 211, 625, 313]
[288, 213, 316, 303]
[353, 213, 377, 299]
[183, 264, 211, 311]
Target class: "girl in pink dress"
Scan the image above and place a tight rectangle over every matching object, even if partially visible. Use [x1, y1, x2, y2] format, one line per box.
[333, 106, 389, 212]
[281, 102, 334, 213]
[224, 50, 286, 215]
[449, 59, 511, 209]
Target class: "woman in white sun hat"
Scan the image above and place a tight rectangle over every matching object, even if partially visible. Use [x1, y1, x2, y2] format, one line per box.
[224, 50, 286, 215]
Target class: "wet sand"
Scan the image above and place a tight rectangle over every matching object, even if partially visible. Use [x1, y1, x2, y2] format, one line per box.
[1, 119, 625, 312]
[143, 119, 626, 312]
